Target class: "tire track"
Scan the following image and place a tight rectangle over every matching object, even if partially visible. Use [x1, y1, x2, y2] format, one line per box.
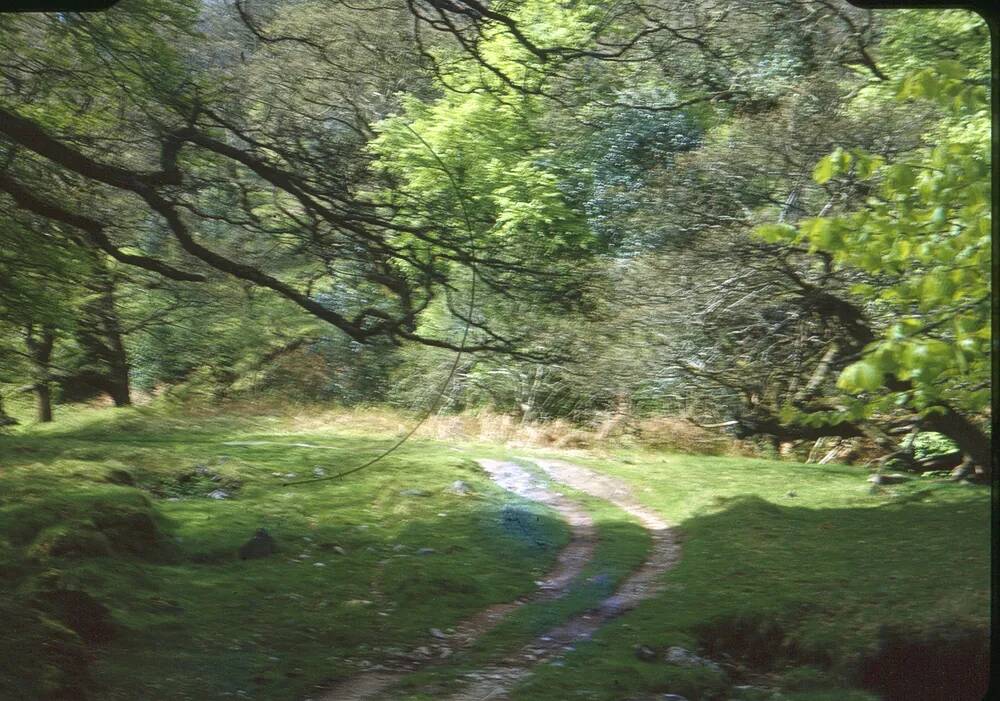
[446, 458, 680, 701]
[314, 459, 598, 701]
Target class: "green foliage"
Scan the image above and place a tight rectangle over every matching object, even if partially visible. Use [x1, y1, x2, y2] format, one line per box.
[912, 431, 960, 461]
[757, 58, 990, 418]
[369, 1, 597, 260]
[371, 96, 591, 258]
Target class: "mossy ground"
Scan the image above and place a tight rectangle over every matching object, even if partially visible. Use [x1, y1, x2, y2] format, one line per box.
[508, 450, 990, 701]
[0, 402, 990, 701]
[1, 404, 569, 700]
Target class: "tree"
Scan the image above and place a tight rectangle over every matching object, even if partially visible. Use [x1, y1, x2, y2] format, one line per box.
[755, 57, 990, 476]
[0, 217, 85, 421]
[0, 0, 540, 362]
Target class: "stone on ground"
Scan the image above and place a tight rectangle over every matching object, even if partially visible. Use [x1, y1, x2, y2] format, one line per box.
[239, 528, 278, 560]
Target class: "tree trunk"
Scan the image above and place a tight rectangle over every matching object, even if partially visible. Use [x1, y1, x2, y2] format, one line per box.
[25, 323, 56, 423]
[95, 270, 131, 406]
[104, 323, 131, 407]
[75, 263, 132, 406]
[35, 383, 53, 423]
[922, 407, 992, 480]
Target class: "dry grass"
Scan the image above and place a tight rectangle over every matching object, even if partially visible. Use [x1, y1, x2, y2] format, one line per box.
[631, 416, 733, 455]
[182, 399, 761, 457]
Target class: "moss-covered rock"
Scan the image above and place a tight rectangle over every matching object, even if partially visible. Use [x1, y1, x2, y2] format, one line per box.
[28, 524, 112, 560]
[0, 600, 92, 700]
[30, 585, 117, 644]
[92, 507, 161, 555]
[103, 469, 136, 486]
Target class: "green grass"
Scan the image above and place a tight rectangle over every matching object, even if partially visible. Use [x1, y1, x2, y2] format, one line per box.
[1, 404, 990, 701]
[509, 450, 990, 700]
[0, 405, 570, 700]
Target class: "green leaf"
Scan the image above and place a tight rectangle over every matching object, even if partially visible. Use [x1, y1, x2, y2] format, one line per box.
[837, 361, 883, 393]
[754, 223, 797, 243]
[813, 155, 835, 184]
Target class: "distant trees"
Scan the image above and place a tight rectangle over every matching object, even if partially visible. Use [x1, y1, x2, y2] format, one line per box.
[0, 0, 988, 478]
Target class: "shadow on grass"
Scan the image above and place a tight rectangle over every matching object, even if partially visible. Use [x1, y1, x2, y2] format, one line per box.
[680, 495, 989, 701]
[0, 428, 581, 701]
[512, 490, 988, 701]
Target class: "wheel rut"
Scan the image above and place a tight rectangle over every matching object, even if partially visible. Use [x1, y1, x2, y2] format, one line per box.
[314, 457, 679, 701]
[314, 459, 597, 700]
[446, 458, 680, 701]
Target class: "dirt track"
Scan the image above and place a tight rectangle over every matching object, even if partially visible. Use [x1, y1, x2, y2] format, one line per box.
[314, 457, 679, 701]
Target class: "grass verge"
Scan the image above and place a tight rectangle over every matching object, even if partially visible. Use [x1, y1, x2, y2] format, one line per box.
[0, 406, 569, 700]
[509, 450, 990, 701]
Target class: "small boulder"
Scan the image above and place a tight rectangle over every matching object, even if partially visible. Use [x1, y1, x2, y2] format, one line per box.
[416, 547, 436, 556]
[105, 469, 136, 486]
[634, 644, 657, 662]
[207, 489, 230, 500]
[664, 646, 722, 673]
[239, 528, 278, 560]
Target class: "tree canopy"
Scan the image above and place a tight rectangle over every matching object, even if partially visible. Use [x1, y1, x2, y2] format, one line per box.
[0, 1, 990, 477]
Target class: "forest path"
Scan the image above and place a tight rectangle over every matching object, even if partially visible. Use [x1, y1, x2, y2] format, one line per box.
[443, 458, 680, 701]
[315, 458, 597, 700]
[315, 457, 679, 701]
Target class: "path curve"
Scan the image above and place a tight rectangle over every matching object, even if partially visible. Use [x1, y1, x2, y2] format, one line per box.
[314, 459, 598, 700]
[447, 458, 680, 701]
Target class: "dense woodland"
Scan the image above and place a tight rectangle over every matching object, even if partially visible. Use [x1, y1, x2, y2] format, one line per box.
[0, 4, 993, 701]
[0, 1, 991, 476]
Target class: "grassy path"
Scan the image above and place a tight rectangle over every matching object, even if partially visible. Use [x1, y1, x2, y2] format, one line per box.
[441, 458, 681, 701]
[315, 459, 601, 700]
[342, 457, 680, 701]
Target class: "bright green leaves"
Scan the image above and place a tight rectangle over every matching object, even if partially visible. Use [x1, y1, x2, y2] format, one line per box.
[812, 147, 852, 184]
[899, 339, 954, 382]
[755, 59, 991, 419]
[369, 2, 598, 259]
[837, 360, 883, 393]
[371, 91, 590, 257]
[882, 163, 916, 195]
[897, 60, 988, 115]
[801, 217, 843, 252]
[812, 149, 886, 185]
[755, 223, 797, 243]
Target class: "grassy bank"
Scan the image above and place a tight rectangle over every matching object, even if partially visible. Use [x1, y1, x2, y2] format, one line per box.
[0, 405, 570, 700]
[511, 450, 990, 701]
[1, 403, 990, 701]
